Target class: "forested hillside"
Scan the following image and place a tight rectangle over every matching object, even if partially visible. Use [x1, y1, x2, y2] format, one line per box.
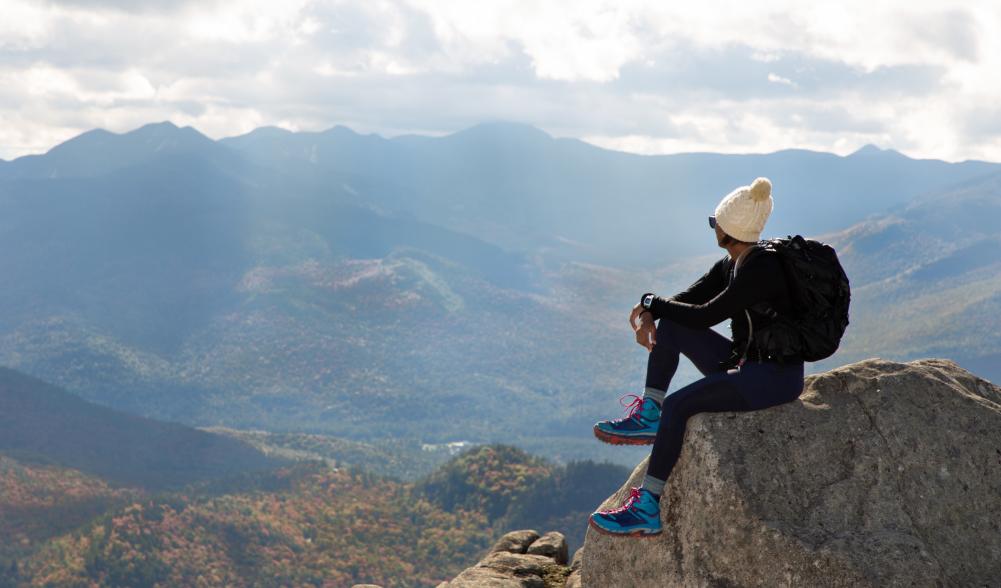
[0, 368, 281, 490]
[1, 435, 627, 587]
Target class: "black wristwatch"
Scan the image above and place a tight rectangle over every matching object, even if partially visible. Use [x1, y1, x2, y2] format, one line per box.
[640, 292, 655, 310]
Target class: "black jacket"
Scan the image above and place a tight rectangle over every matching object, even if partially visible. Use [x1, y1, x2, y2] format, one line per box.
[644, 246, 798, 363]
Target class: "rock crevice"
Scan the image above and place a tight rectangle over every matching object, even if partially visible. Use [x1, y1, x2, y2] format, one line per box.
[848, 382, 948, 582]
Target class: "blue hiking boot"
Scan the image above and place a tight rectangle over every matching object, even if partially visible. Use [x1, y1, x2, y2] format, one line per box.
[589, 487, 662, 537]
[593, 394, 661, 445]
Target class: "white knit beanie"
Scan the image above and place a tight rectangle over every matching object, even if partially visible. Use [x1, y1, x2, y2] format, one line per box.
[714, 177, 773, 242]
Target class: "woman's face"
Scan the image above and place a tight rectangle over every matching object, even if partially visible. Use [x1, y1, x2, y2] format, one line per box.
[714, 223, 726, 247]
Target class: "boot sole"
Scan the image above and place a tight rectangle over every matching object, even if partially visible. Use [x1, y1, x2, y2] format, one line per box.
[588, 516, 662, 538]
[593, 426, 655, 446]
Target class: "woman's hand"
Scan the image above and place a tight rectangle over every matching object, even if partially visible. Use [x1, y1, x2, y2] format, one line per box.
[629, 303, 644, 329]
[630, 303, 657, 352]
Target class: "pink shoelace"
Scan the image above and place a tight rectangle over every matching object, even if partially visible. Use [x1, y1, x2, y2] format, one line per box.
[618, 394, 645, 420]
[601, 487, 644, 514]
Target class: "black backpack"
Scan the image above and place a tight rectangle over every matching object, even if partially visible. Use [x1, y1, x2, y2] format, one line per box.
[747, 235, 851, 362]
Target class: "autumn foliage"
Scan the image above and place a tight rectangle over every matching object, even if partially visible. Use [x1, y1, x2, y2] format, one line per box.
[2, 444, 627, 587]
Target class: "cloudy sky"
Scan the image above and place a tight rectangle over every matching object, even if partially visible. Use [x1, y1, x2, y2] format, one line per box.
[1, 0, 999, 162]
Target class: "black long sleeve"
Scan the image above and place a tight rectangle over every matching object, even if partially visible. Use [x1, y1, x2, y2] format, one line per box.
[644, 255, 729, 321]
[666, 255, 730, 305]
[648, 252, 786, 329]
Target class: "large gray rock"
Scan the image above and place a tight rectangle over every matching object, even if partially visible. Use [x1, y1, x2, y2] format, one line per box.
[440, 530, 571, 588]
[564, 548, 583, 588]
[582, 358, 1001, 587]
[491, 530, 541, 555]
[526, 531, 568, 565]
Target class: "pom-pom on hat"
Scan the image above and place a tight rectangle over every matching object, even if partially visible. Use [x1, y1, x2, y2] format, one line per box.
[713, 177, 773, 242]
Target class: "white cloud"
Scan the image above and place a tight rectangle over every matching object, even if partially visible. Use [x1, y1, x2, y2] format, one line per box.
[422, 0, 643, 82]
[767, 73, 796, 88]
[0, 0, 1000, 162]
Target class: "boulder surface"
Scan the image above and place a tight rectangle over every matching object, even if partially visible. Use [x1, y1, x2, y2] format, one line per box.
[582, 358, 1001, 587]
[438, 530, 571, 588]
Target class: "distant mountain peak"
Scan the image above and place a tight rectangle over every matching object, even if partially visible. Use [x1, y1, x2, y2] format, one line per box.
[130, 120, 210, 142]
[2, 120, 227, 178]
[846, 143, 913, 162]
[140, 120, 179, 131]
[850, 143, 887, 156]
[450, 121, 553, 142]
[322, 124, 362, 137]
[241, 125, 295, 138]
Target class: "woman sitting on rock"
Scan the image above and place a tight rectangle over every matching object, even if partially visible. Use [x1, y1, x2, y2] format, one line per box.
[589, 177, 806, 537]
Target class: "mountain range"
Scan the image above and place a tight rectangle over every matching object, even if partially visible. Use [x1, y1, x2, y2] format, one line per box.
[1, 121, 999, 465]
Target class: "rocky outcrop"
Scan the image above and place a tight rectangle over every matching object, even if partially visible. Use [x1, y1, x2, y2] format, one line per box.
[582, 358, 1001, 587]
[438, 530, 571, 588]
[564, 549, 582, 588]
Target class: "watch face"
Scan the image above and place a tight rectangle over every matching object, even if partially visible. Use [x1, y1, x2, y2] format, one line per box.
[643, 294, 653, 308]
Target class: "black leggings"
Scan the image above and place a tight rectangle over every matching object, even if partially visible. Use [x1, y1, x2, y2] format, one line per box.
[645, 317, 805, 482]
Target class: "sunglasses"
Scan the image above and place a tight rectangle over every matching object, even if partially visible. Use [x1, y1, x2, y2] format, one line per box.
[708, 215, 716, 229]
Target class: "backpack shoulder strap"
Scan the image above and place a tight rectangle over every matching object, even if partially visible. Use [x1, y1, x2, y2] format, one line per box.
[742, 241, 786, 319]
